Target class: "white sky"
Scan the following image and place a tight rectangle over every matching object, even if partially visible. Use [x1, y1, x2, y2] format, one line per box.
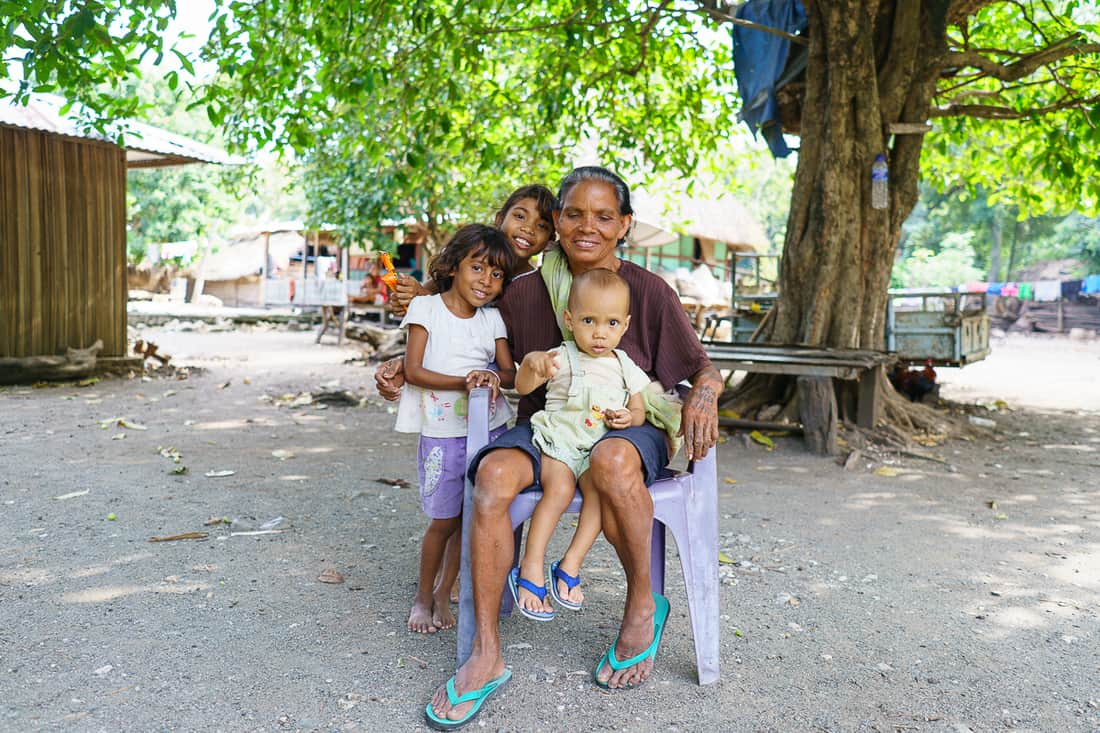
[156, 0, 217, 77]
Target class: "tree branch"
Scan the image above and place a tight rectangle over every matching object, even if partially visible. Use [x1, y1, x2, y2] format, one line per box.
[930, 92, 1100, 118]
[691, 1, 808, 45]
[469, 7, 642, 36]
[587, 0, 673, 84]
[947, 0, 1000, 25]
[942, 35, 1100, 82]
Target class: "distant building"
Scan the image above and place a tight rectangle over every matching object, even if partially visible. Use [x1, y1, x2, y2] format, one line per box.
[0, 95, 241, 359]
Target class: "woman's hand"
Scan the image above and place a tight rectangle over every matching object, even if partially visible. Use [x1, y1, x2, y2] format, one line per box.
[678, 366, 722, 460]
[465, 369, 502, 402]
[374, 357, 406, 401]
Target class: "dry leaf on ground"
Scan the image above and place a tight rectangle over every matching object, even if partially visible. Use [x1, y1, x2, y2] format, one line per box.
[317, 568, 345, 584]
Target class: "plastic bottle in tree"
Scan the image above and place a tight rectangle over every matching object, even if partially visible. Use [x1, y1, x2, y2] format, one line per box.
[871, 154, 889, 210]
[379, 252, 399, 291]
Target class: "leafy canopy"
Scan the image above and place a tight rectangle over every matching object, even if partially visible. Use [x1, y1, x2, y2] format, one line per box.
[1, 0, 186, 123]
[926, 1, 1100, 217]
[4, 1, 1099, 235]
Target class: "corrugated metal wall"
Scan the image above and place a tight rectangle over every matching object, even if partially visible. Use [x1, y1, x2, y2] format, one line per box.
[0, 125, 127, 358]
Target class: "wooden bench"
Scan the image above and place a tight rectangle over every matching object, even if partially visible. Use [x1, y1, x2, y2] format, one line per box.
[705, 344, 896, 452]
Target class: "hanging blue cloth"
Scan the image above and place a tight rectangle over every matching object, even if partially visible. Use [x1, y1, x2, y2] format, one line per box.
[732, 0, 807, 158]
[1083, 274, 1100, 295]
[986, 283, 1004, 295]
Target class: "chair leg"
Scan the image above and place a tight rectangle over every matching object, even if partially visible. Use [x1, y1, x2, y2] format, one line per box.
[499, 524, 524, 617]
[650, 521, 666, 596]
[667, 477, 721, 684]
[457, 482, 477, 666]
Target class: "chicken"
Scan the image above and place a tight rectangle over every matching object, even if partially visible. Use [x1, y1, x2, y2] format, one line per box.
[889, 359, 937, 403]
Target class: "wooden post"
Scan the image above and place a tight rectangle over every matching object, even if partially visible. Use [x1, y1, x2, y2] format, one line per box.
[261, 231, 271, 306]
[797, 376, 838, 456]
[856, 365, 882, 430]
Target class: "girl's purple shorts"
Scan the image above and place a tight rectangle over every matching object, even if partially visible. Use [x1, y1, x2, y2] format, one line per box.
[417, 425, 507, 519]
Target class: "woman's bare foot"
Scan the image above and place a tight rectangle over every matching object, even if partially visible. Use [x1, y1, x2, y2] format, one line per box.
[432, 593, 456, 630]
[408, 596, 438, 634]
[427, 652, 506, 724]
[595, 597, 657, 688]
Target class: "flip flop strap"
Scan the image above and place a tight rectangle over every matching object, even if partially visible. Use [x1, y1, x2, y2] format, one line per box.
[553, 564, 580, 590]
[516, 575, 548, 602]
[446, 675, 505, 706]
[605, 594, 670, 671]
[606, 634, 661, 672]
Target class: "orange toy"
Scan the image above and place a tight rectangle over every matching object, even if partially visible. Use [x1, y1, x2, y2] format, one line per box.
[379, 252, 399, 291]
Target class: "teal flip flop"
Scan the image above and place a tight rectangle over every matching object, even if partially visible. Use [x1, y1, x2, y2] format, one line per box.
[424, 668, 512, 731]
[593, 592, 670, 690]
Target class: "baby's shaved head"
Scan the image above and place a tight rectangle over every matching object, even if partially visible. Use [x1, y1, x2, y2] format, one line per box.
[567, 268, 630, 312]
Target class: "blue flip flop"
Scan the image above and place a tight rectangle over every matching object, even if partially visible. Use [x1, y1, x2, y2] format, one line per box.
[548, 560, 583, 611]
[424, 668, 512, 731]
[593, 592, 670, 690]
[508, 567, 555, 621]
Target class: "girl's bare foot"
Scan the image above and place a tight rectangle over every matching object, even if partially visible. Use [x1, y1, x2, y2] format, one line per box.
[432, 594, 456, 630]
[408, 597, 438, 634]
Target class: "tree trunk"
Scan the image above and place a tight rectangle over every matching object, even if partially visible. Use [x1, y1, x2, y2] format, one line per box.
[734, 1, 951, 430]
[989, 215, 1003, 282]
[1005, 216, 1024, 280]
[770, 1, 948, 350]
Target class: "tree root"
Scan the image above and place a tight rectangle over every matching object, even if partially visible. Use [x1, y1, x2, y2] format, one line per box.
[722, 370, 969, 452]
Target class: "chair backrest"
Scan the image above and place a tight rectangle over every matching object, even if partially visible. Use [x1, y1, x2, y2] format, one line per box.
[465, 387, 493, 457]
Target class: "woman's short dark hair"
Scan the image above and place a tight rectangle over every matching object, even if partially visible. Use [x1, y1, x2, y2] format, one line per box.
[428, 224, 518, 295]
[494, 184, 557, 240]
[555, 166, 634, 216]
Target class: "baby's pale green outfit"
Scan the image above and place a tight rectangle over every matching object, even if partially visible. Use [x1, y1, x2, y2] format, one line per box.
[530, 341, 652, 477]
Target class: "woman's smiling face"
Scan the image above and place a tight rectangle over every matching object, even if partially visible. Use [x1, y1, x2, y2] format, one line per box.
[553, 180, 631, 272]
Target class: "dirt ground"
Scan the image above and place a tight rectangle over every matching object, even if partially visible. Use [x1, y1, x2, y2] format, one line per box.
[1, 327, 1097, 732]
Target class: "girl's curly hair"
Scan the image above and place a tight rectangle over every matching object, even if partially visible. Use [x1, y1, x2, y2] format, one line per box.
[428, 224, 518, 295]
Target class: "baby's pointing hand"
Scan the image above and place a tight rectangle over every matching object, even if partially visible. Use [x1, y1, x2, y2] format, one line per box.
[525, 351, 559, 381]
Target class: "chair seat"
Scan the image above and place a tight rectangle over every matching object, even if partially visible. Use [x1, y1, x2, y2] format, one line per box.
[457, 388, 720, 685]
